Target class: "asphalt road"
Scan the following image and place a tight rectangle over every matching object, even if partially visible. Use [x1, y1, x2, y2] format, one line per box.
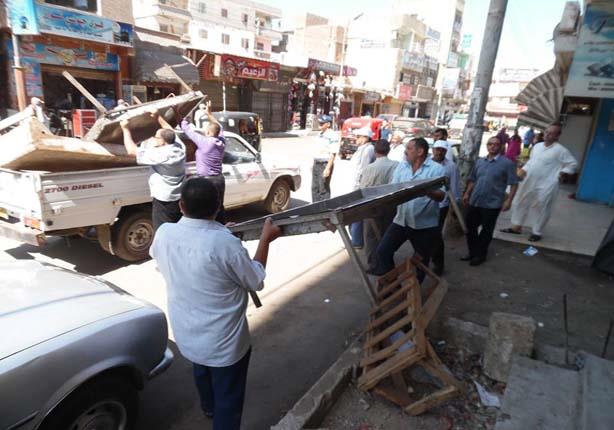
[0, 135, 371, 430]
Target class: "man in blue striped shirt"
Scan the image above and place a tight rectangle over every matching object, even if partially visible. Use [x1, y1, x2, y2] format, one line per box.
[368, 137, 446, 281]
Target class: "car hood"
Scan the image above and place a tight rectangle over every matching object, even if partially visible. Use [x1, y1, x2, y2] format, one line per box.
[0, 261, 146, 360]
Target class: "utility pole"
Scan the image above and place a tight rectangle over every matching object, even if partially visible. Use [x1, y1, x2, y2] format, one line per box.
[457, 0, 508, 185]
[11, 33, 27, 111]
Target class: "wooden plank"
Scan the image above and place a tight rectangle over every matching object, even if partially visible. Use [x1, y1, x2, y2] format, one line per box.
[164, 63, 193, 93]
[359, 349, 422, 391]
[370, 282, 415, 315]
[373, 384, 413, 407]
[363, 314, 413, 350]
[404, 385, 459, 416]
[0, 107, 34, 132]
[131, 96, 143, 105]
[366, 299, 413, 331]
[376, 270, 413, 299]
[360, 330, 417, 367]
[62, 71, 107, 114]
[447, 190, 467, 233]
[416, 280, 448, 329]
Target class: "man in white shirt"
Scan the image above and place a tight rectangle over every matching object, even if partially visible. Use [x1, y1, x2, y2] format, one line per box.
[500, 123, 578, 242]
[430, 140, 461, 275]
[349, 127, 375, 247]
[312, 115, 340, 202]
[150, 177, 281, 430]
[388, 131, 406, 162]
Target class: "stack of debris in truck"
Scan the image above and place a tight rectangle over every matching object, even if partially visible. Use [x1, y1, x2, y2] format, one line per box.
[0, 71, 203, 173]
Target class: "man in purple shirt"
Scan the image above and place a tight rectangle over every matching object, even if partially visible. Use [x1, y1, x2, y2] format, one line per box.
[181, 100, 227, 223]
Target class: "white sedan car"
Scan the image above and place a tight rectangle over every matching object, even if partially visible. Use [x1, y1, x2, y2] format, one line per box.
[178, 130, 301, 213]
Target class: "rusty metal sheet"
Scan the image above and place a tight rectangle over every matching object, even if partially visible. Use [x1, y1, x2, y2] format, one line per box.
[85, 91, 205, 144]
[229, 177, 447, 241]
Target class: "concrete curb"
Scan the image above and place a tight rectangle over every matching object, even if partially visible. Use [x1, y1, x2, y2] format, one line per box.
[271, 338, 362, 430]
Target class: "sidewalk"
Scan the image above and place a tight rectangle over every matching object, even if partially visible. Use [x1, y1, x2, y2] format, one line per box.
[262, 129, 319, 138]
[494, 184, 614, 257]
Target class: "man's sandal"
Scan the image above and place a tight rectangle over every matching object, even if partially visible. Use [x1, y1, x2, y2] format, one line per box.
[500, 228, 521, 235]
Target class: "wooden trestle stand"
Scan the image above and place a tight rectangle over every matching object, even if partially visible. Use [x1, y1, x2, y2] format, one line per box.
[358, 257, 464, 415]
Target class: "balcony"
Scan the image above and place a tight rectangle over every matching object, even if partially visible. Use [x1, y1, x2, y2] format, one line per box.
[155, 2, 191, 20]
[256, 26, 283, 42]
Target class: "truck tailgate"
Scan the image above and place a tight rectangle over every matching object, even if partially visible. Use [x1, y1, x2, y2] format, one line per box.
[0, 169, 43, 220]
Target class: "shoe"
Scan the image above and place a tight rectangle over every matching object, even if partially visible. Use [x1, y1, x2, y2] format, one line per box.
[460, 255, 472, 261]
[433, 265, 444, 276]
[500, 228, 521, 235]
[469, 256, 486, 266]
[528, 234, 542, 242]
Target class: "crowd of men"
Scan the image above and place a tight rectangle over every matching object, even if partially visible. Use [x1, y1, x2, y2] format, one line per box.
[311, 117, 578, 275]
[118, 105, 577, 430]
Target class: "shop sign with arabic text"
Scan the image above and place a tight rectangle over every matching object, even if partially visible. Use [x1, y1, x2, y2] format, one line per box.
[221, 55, 279, 81]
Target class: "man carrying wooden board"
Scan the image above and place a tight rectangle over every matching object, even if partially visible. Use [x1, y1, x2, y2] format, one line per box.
[120, 111, 186, 231]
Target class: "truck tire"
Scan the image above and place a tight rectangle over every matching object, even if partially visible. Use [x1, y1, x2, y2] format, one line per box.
[39, 376, 138, 430]
[263, 179, 291, 213]
[111, 211, 154, 262]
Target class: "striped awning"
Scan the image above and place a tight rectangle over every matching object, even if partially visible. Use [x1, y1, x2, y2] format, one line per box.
[516, 69, 565, 129]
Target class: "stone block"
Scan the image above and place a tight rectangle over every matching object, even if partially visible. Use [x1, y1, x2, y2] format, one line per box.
[483, 312, 536, 382]
[441, 317, 489, 355]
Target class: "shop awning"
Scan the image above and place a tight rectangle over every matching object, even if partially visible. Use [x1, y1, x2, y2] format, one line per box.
[134, 31, 199, 85]
[516, 68, 565, 129]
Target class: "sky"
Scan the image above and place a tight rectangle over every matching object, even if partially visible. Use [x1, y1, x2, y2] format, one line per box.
[261, 0, 575, 74]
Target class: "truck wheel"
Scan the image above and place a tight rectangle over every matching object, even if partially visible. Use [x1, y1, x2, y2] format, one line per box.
[112, 211, 154, 262]
[264, 179, 291, 213]
[39, 376, 137, 430]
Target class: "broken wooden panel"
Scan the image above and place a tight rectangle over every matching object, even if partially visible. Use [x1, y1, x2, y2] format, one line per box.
[85, 91, 205, 144]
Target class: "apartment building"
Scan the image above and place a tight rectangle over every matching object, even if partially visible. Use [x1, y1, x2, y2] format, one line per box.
[133, 0, 282, 61]
[345, 13, 440, 117]
[280, 13, 345, 66]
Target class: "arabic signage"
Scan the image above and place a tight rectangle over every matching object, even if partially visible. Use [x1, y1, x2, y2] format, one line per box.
[363, 91, 381, 103]
[221, 54, 279, 81]
[7, 0, 39, 35]
[397, 84, 413, 101]
[360, 39, 387, 49]
[22, 58, 44, 98]
[35, 3, 133, 47]
[16, 41, 120, 71]
[308, 58, 341, 76]
[403, 51, 425, 73]
[565, 1, 614, 98]
[447, 52, 459, 68]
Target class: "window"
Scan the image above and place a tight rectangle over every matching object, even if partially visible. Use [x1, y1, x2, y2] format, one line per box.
[45, 0, 97, 13]
[241, 38, 249, 49]
[224, 137, 255, 163]
[159, 24, 169, 33]
[242, 13, 249, 25]
[221, 8, 228, 18]
[256, 42, 264, 51]
[198, 2, 206, 13]
[222, 34, 230, 44]
[199, 29, 208, 39]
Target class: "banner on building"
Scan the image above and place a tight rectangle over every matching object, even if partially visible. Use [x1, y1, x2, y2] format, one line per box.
[308, 58, 341, 76]
[36, 4, 133, 47]
[221, 55, 279, 81]
[397, 84, 413, 101]
[363, 91, 381, 103]
[442, 68, 460, 96]
[8, 0, 39, 35]
[343, 65, 358, 77]
[403, 52, 425, 73]
[15, 41, 120, 71]
[565, 1, 614, 98]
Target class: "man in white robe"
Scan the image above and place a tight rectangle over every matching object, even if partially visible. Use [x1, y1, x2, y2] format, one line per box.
[500, 123, 578, 241]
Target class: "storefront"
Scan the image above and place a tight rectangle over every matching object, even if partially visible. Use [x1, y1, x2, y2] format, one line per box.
[5, 2, 133, 112]
[134, 28, 198, 103]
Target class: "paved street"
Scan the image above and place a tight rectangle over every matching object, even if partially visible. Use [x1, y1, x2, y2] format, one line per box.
[0, 135, 371, 430]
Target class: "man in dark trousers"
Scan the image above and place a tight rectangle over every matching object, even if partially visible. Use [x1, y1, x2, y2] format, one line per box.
[462, 137, 519, 266]
[150, 177, 281, 430]
[121, 112, 185, 231]
[180, 100, 227, 223]
[368, 137, 445, 282]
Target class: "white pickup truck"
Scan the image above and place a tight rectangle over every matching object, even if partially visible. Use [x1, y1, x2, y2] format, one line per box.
[0, 131, 301, 261]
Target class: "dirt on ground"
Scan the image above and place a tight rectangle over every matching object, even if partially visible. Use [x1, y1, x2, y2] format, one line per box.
[319, 236, 614, 429]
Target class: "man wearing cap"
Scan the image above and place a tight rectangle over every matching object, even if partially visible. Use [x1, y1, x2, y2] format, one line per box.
[430, 140, 461, 275]
[312, 115, 340, 202]
[432, 128, 454, 162]
[349, 127, 375, 247]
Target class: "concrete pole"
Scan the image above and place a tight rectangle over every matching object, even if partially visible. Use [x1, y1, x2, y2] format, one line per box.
[457, 0, 508, 185]
[11, 33, 27, 111]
